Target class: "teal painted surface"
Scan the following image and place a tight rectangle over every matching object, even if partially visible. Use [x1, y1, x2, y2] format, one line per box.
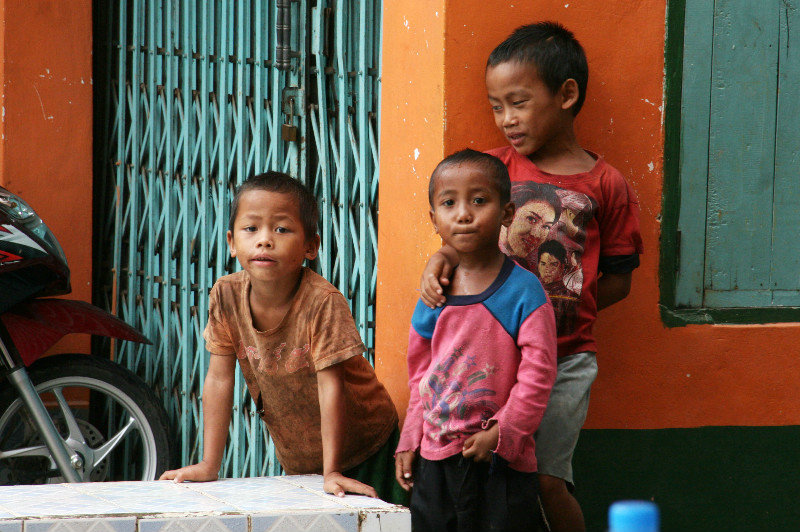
[772, 1, 800, 292]
[675, 0, 800, 310]
[674, 0, 713, 308]
[705, 2, 778, 301]
[574, 426, 800, 531]
[308, 0, 382, 351]
[93, 0, 381, 477]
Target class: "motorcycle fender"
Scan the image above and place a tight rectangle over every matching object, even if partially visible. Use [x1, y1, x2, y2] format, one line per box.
[0, 299, 151, 365]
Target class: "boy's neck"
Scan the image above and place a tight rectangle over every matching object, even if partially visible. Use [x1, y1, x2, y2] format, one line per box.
[248, 267, 304, 331]
[449, 248, 507, 297]
[528, 127, 595, 176]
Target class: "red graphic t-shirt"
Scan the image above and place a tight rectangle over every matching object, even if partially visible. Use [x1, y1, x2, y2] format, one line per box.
[487, 146, 644, 358]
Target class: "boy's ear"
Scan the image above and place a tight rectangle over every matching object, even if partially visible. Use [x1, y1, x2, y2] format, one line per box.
[501, 202, 515, 228]
[560, 79, 580, 112]
[304, 234, 321, 261]
[226, 230, 236, 257]
[429, 209, 439, 234]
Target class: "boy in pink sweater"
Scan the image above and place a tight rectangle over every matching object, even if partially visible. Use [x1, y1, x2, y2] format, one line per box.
[395, 149, 557, 531]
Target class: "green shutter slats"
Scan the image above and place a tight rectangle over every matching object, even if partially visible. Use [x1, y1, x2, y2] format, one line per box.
[771, 0, 800, 299]
[676, 0, 800, 310]
[676, 0, 715, 308]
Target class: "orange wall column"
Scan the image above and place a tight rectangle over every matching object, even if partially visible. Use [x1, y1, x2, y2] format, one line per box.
[375, 1, 447, 416]
[0, 1, 93, 353]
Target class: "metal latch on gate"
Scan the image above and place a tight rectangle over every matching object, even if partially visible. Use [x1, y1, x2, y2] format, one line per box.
[276, 0, 300, 71]
[281, 87, 304, 142]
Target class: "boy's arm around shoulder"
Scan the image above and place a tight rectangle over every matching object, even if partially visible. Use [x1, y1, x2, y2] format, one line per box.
[420, 245, 460, 308]
[159, 353, 236, 482]
[490, 300, 557, 464]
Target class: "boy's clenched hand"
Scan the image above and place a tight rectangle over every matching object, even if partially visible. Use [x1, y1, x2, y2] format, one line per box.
[394, 451, 416, 491]
[461, 423, 500, 462]
[323, 471, 378, 498]
[159, 460, 219, 483]
[420, 253, 454, 308]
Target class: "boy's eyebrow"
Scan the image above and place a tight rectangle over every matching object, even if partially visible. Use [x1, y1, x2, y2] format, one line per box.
[237, 211, 298, 222]
[488, 89, 529, 99]
[269, 212, 296, 220]
[435, 185, 493, 197]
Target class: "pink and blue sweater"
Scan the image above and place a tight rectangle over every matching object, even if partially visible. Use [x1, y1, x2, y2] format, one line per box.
[397, 258, 558, 472]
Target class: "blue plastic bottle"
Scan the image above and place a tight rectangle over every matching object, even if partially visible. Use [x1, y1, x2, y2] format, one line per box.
[608, 500, 659, 532]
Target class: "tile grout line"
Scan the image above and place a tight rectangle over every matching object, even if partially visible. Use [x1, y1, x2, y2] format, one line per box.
[0, 497, 22, 518]
[175, 482, 253, 514]
[61, 481, 135, 514]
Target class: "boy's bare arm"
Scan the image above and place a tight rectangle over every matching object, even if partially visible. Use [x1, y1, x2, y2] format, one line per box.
[159, 354, 236, 482]
[317, 363, 378, 498]
[597, 272, 632, 311]
[420, 244, 460, 308]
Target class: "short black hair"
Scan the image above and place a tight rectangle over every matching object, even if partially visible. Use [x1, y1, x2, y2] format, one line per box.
[487, 21, 589, 115]
[510, 181, 562, 223]
[229, 171, 318, 240]
[538, 239, 568, 265]
[429, 149, 511, 206]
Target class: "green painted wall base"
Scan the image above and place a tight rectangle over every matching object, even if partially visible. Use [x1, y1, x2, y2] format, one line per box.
[573, 426, 800, 531]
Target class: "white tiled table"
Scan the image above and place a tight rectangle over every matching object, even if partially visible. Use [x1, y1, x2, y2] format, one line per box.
[0, 475, 409, 532]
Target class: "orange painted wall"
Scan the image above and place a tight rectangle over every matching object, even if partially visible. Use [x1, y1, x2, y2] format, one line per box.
[376, 0, 800, 429]
[375, 0, 447, 411]
[0, 1, 93, 353]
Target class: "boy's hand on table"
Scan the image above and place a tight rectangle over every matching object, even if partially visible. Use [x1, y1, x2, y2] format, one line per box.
[158, 460, 219, 483]
[462, 423, 500, 462]
[420, 253, 452, 308]
[323, 471, 378, 498]
[394, 451, 416, 491]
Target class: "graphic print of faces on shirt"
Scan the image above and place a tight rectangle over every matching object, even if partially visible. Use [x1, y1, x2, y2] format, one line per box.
[500, 182, 596, 336]
[502, 182, 561, 268]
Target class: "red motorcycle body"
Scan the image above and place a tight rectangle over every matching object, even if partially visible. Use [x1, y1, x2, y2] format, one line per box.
[1, 299, 149, 366]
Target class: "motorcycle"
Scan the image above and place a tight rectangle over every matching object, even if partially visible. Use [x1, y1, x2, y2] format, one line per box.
[0, 185, 172, 484]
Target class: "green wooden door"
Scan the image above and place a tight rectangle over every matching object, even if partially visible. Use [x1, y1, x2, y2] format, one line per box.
[671, 0, 800, 313]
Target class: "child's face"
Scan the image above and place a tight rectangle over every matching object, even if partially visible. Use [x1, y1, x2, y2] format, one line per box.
[429, 163, 514, 255]
[537, 252, 564, 284]
[486, 61, 568, 157]
[226, 189, 319, 285]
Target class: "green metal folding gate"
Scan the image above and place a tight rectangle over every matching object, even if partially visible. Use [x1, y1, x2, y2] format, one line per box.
[93, 0, 382, 476]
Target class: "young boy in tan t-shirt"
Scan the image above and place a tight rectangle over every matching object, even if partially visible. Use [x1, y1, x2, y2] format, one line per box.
[160, 172, 402, 503]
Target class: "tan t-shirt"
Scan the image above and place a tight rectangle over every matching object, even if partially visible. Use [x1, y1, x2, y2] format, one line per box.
[203, 268, 398, 474]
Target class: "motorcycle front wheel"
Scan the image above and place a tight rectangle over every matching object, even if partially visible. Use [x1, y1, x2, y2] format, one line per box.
[0, 354, 173, 485]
